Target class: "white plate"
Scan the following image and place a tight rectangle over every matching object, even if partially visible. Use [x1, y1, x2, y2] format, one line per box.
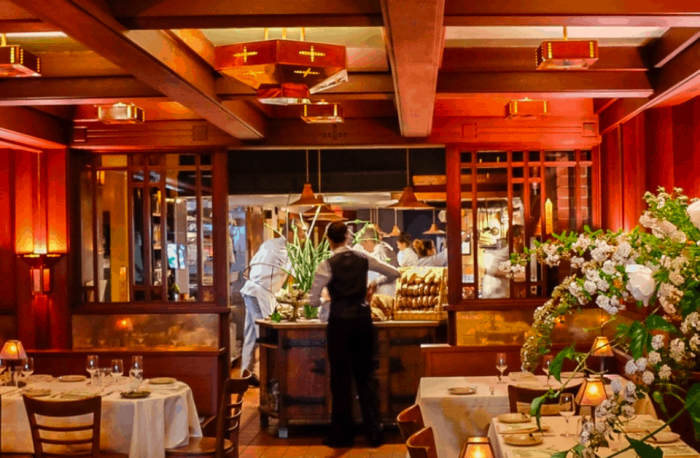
[644, 433, 681, 444]
[448, 386, 477, 395]
[150, 377, 177, 385]
[504, 433, 544, 446]
[498, 413, 530, 424]
[58, 375, 87, 383]
[25, 389, 51, 397]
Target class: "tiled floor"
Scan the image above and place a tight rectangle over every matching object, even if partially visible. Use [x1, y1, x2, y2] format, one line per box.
[233, 366, 407, 458]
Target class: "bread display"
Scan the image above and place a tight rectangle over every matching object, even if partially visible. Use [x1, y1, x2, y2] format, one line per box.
[393, 267, 446, 321]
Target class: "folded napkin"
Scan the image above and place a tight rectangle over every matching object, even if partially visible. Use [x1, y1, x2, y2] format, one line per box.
[658, 445, 700, 457]
[621, 418, 666, 433]
[0, 386, 18, 396]
[510, 372, 538, 382]
[497, 421, 552, 434]
[511, 449, 562, 458]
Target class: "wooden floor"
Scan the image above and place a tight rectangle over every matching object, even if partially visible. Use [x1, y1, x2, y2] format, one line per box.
[234, 364, 407, 458]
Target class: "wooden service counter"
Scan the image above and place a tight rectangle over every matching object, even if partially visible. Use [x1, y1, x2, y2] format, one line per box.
[256, 319, 446, 437]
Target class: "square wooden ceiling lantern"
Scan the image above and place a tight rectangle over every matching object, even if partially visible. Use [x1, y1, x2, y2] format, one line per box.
[0, 34, 41, 77]
[301, 103, 344, 123]
[506, 100, 549, 119]
[96, 103, 145, 124]
[536, 40, 599, 70]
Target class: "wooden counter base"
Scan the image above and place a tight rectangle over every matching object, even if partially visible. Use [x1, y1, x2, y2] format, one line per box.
[256, 319, 446, 438]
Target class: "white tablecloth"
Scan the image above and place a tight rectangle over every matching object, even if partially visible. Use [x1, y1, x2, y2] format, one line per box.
[0, 378, 202, 458]
[416, 375, 656, 458]
[488, 415, 693, 458]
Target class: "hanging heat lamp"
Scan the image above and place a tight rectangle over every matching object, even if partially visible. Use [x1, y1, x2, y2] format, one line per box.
[536, 26, 598, 70]
[214, 28, 348, 105]
[0, 33, 41, 77]
[302, 150, 346, 221]
[385, 209, 402, 237]
[289, 150, 325, 208]
[423, 208, 446, 235]
[388, 149, 433, 210]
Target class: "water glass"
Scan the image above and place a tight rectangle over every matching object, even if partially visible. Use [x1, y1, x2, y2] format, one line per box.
[496, 353, 508, 383]
[129, 356, 143, 391]
[86, 355, 99, 383]
[21, 357, 34, 383]
[111, 359, 124, 383]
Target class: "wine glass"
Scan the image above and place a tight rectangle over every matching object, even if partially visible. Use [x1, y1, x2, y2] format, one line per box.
[559, 393, 576, 437]
[543, 354, 554, 386]
[496, 353, 508, 384]
[130, 356, 143, 390]
[21, 357, 34, 383]
[111, 359, 124, 384]
[86, 355, 99, 384]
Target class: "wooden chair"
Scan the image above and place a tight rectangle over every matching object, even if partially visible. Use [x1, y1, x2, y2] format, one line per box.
[406, 427, 438, 458]
[397, 404, 425, 443]
[166, 370, 252, 458]
[22, 394, 127, 458]
[507, 384, 580, 415]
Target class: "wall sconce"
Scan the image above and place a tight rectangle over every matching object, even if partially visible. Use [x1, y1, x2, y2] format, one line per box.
[462, 437, 494, 458]
[23, 253, 61, 295]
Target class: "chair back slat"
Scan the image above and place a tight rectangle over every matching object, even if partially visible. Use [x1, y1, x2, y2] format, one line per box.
[23, 395, 102, 458]
[397, 404, 425, 442]
[507, 384, 580, 415]
[406, 427, 438, 458]
[214, 369, 251, 458]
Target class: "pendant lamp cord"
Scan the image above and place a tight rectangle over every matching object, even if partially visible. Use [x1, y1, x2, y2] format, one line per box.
[317, 149, 322, 194]
[405, 149, 410, 187]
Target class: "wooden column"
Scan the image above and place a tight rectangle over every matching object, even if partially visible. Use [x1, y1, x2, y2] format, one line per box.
[621, 113, 647, 230]
[445, 145, 461, 345]
[600, 127, 624, 230]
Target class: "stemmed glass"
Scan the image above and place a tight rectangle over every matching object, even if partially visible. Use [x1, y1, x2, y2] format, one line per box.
[130, 356, 143, 391]
[0, 359, 7, 385]
[86, 355, 99, 384]
[543, 354, 554, 386]
[559, 393, 575, 437]
[496, 353, 508, 384]
[21, 357, 34, 384]
[112, 359, 124, 384]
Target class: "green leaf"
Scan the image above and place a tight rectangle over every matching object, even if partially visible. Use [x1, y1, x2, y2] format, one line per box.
[530, 394, 549, 430]
[646, 315, 679, 334]
[628, 438, 662, 458]
[629, 321, 650, 359]
[550, 345, 576, 383]
[551, 452, 568, 458]
[572, 445, 585, 456]
[652, 391, 669, 417]
[686, 383, 700, 440]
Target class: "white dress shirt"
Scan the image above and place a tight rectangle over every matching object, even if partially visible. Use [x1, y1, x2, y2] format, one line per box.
[240, 237, 290, 316]
[309, 245, 400, 308]
[398, 247, 419, 267]
[416, 249, 448, 267]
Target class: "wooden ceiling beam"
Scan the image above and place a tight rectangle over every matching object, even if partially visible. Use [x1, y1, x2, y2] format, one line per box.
[0, 76, 161, 106]
[443, 0, 700, 27]
[437, 72, 653, 98]
[0, 107, 68, 148]
[381, 0, 445, 137]
[600, 32, 700, 133]
[108, 0, 383, 29]
[646, 27, 700, 68]
[13, 0, 266, 140]
[441, 47, 648, 72]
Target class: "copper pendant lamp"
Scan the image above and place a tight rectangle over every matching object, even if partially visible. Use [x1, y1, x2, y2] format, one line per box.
[289, 150, 325, 208]
[302, 150, 346, 222]
[385, 209, 402, 237]
[423, 209, 445, 235]
[388, 149, 433, 210]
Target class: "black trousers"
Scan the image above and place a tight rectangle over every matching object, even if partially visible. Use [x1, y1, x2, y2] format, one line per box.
[326, 311, 382, 442]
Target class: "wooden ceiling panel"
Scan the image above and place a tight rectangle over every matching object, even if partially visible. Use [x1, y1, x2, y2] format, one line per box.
[0, 1, 56, 32]
[36, 51, 129, 77]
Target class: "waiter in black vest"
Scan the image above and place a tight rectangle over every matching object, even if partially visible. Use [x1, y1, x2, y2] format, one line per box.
[309, 221, 400, 448]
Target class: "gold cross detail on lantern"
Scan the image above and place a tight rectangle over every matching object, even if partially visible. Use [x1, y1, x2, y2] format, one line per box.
[294, 68, 320, 78]
[299, 46, 325, 62]
[234, 46, 258, 62]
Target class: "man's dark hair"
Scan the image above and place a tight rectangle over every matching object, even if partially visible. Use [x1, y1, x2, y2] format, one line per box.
[398, 232, 413, 245]
[326, 221, 348, 244]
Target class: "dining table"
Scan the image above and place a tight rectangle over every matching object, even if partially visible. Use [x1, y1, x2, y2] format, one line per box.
[487, 414, 698, 458]
[416, 374, 657, 458]
[0, 375, 202, 458]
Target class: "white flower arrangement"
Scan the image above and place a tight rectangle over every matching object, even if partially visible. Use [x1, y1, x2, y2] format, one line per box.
[507, 188, 700, 458]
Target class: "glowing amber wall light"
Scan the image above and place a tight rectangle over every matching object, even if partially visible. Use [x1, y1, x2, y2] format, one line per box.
[576, 377, 608, 407]
[463, 437, 494, 458]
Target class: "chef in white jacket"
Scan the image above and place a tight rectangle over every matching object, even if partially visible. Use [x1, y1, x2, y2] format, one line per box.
[240, 222, 303, 385]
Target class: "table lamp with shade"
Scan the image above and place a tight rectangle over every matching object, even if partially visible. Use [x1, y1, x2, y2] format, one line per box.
[462, 437, 494, 458]
[0, 340, 27, 387]
[591, 336, 614, 374]
[576, 377, 608, 421]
